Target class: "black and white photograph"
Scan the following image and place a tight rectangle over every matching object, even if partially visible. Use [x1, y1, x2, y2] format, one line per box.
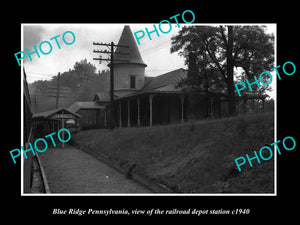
[21, 23, 276, 195]
[4, 4, 298, 221]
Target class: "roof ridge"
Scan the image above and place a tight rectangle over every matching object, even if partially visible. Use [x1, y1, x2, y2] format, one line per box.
[141, 68, 186, 92]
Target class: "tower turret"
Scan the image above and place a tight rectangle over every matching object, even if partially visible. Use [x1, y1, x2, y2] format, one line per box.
[113, 25, 147, 97]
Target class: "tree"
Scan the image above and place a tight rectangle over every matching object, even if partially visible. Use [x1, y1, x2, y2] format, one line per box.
[171, 25, 274, 116]
[179, 52, 225, 93]
[55, 59, 108, 101]
[29, 59, 110, 112]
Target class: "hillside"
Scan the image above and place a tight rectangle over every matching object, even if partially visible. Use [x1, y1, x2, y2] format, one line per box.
[72, 112, 274, 193]
[28, 59, 110, 113]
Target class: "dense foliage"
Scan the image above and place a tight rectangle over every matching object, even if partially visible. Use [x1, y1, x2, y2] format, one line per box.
[29, 59, 109, 112]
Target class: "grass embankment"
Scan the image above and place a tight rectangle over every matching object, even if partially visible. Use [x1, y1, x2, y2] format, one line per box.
[72, 112, 274, 193]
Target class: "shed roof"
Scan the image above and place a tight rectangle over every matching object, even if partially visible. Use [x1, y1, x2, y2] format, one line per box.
[32, 107, 81, 119]
[94, 92, 119, 102]
[141, 68, 187, 93]
[68, 102, 105, 113]
[93, 67, 268, 101]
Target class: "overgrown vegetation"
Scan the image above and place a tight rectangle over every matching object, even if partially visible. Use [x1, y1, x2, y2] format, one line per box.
[72, 112, 274, 193]
[28, 59, 109, 113]
[171, 25, 274, 116]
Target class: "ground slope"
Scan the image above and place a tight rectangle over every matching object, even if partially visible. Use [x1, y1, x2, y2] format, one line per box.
[72, 112, 274, 193]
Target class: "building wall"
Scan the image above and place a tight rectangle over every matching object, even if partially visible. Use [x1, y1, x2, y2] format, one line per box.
[186, 94, 223, 120]
[152, 95, 182, 125]
[77, 109, 104, 130]
[186, 95, 205, 120]
[114, 93, 226, 128]
[153, 96, 169, 125]
[169, 96, 182, 123]
[113, 63, 145, 94]
[115, 95, 184, 127]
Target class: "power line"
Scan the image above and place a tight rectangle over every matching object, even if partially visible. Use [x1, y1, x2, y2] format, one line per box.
[141, 39, 172, 56]
[26, 72, 55, 77]
[92, 41, 130, 129]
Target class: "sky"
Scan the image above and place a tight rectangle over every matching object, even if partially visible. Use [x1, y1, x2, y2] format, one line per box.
[22, 24, 184, 82]
[22, 23, 276, 99]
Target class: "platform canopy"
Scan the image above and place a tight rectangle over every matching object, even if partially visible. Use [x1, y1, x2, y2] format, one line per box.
[32, 107, 81, 120]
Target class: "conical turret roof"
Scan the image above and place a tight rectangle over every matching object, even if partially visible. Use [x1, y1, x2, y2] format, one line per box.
[114, 25, 147, 67]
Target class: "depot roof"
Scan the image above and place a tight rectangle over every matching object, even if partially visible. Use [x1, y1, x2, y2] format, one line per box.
[32, 107, 81, 119]
[68, 102, 105, 113]
[113, 25, 147, 67]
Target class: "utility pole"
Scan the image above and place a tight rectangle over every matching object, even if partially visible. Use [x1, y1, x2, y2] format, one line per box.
[56, 72, 60, 109]
[93, 41, 129, 129]
[47, 72, 69, 109]
[30, 94, 44, 113]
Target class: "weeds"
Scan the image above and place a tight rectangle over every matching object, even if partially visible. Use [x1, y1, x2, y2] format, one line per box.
[72, 112, 274, 193]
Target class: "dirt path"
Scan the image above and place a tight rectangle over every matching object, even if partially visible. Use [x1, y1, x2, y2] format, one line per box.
[38, 145, 152, 193]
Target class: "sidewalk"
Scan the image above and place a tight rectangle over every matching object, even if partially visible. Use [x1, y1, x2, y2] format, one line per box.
[38, 145, 152, 193]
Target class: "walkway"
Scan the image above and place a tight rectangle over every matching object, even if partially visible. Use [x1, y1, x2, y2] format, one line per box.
[38, 145, 152, 193]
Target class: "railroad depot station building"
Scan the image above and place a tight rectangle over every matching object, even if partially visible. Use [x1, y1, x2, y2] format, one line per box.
[34, 25, 267, 131]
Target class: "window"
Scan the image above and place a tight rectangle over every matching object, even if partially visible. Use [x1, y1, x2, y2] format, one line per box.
[130, 75, 136, 89]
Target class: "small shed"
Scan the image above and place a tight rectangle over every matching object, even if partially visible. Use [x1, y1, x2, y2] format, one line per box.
[32, 107, 81, 137]
[67, 102, 106, 130]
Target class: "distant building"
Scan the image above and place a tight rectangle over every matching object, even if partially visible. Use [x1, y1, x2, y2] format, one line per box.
[32, 107, 81, 135]
[32, 25, 266, 132]
[92, 25, 266, 128]
[68, 101, 105, 130]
